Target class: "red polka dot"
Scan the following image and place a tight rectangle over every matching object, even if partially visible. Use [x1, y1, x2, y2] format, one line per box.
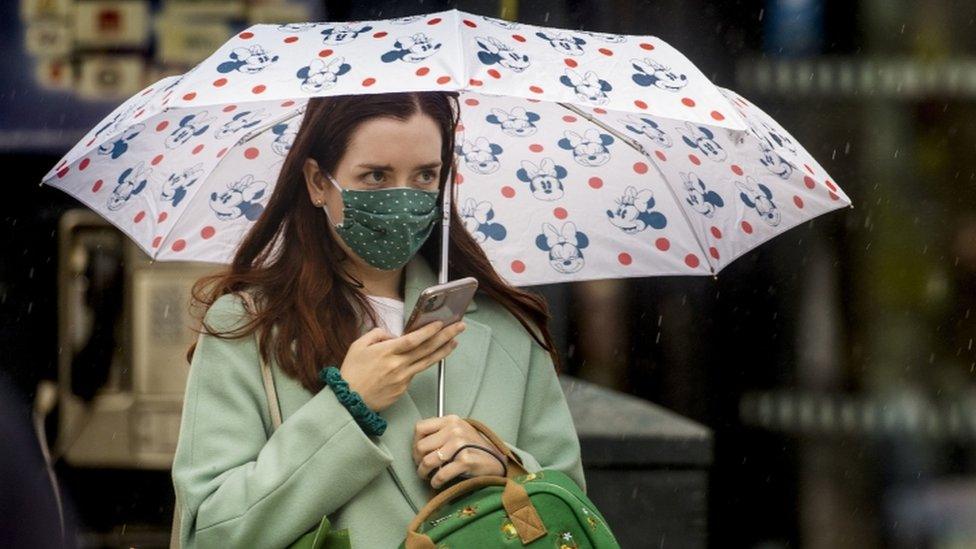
[192, 144, 204, 155]
[593, 108, 607, 114]
[79, 158, 90, 171]
[156, 121, 169, 132]
[804, 163, 814, 175]
[158, 212, 168, 223]
[681, 97, 696, 107]
[222, 105, 237, 112]
[685, 254, 700, 268]
[360, 77, 376, 86]
[529, 144, 543, 153]
[633, 162, 649, 174]
[244, 147, 259, 159]
[239, 31, 254, 39]
[92, 179, 103, 192]
[463, 19, 477, 28]
[171, 239, 186, 252]
[501, 186, 516, 198]
[741, 221, 753, 234]
[152, 236, 162, 248]
[710, 111, 725, 121]
[487, 71, 500, 82]
[618, 252, 632, 265]
[372, 31, 387, 38]
[213, 78, 227, 87]
[793, 195, 804, 208]
[464, 98, 479, 106]
[318, 49, 333, 57]
[284, 35, 299, 43]
[599, 48, 614, 56]
[217, 147, 228, 158]
[455, 123, 465, 132]
[634, 100, 648, 110]
[730, 164, 743, 175]
[133, 211, 145, 223]
[512, 34, 526, 42]
[529, 85, 544, 94]
[151, 154, 164, 166]
[511, 260, 525, 273]
[639, 42, 655, 50]
[655, 150, 667, 161]
[436, 76, 451, 84]
[709, 247, 720, 260]
[803, 176, 816, 189]
[455, 172, 464, 184]
[427, 17, 442, 25]
[182, 92, 196, 101]
[829, 191, 839, 201]
[416, 67, 430, 76]
[553, 207, 568, 219]
[201, 226, 216, 239]
[562, 115, 577, 123]
[655, 238, 670, 251]
[588, 177, 603, 189]
[688, 154, 701, 166]
[469, 78, 483, 86]
[824, 179, 837, 191]
[564, 58, 578, 68]
[281, 100, 295, 107]
[252, 84, 266, 94]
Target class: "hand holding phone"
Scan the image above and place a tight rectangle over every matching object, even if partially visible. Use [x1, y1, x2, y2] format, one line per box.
[404, 277, 478, 333]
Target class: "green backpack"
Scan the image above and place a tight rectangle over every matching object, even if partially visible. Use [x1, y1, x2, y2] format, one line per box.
[398, 418, 621, 549]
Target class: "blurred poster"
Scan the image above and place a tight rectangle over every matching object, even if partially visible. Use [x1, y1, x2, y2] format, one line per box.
[4, 0, 322, 153]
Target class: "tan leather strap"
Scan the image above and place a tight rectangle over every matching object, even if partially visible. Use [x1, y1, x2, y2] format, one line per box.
[463, 417, 528, 479]
[239, 290, 282, 431]
[404, 474, 546, 548]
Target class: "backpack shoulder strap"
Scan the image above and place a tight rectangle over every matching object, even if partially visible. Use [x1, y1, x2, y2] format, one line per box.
[238, 290, 282, 432]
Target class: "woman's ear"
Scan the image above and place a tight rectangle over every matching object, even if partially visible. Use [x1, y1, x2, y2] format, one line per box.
[303, 158, 327, 205]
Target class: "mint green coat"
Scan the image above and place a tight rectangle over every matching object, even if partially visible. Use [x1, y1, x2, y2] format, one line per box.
[171, 255, 586, 548]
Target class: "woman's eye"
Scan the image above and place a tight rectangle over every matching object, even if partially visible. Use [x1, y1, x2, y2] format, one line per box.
[364, 171, 385, 184]
[419, 170, 438, 183]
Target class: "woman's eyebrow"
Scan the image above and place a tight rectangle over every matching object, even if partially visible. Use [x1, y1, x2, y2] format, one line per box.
[356, 162, 442, 171]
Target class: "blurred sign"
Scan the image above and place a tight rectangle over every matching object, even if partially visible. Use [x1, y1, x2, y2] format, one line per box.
[3, 0, 320, 153]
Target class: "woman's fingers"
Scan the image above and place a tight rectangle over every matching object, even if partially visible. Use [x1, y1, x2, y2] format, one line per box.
[401, 321, 465, 364]
[378, 320, 443, 354]
[424, 461, 468, 490]
[406, 336, 459, 376]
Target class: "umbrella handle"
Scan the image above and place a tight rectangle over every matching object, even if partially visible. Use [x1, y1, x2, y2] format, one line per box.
[436, 173, 453, 417]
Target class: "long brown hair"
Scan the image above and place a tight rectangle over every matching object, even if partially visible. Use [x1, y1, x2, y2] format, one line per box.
[186, 91, 561, 393]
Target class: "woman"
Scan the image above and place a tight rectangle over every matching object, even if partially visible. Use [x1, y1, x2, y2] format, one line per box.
[171, 90, 586, 548]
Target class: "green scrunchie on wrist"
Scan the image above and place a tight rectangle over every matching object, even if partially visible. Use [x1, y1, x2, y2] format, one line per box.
[319, 365, 387, 437]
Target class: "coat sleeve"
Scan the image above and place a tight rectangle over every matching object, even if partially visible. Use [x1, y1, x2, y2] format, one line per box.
[498, 340, 587, 494]
[172, 293, 395, 549]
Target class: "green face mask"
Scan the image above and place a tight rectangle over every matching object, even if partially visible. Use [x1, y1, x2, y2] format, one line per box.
[322, 171, 440, 271]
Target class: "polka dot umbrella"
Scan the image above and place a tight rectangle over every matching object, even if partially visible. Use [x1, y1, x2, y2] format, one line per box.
[39, 10, 851, 416]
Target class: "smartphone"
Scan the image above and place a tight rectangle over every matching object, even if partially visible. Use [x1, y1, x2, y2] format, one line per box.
[403, 277, 479, 333]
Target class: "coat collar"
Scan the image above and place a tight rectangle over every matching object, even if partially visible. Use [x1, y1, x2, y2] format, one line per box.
[374, 254, 491, 511]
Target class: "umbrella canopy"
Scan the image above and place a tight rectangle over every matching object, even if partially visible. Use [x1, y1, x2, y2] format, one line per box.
[40, 8, 849, 286]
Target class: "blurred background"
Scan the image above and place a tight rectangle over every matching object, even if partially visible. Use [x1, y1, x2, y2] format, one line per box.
[2, 0, 975, 547]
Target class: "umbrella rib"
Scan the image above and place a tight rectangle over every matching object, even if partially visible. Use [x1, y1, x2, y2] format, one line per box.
[554, 102, 716, 274]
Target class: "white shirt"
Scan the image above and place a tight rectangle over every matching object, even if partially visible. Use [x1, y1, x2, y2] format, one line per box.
[365, 295, 405, 337]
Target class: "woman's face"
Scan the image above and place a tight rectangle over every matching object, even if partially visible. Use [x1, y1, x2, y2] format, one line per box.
[304, 111, 444, 268]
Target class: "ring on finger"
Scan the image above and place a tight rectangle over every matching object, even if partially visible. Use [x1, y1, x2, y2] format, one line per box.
[436, 448, 446, 462]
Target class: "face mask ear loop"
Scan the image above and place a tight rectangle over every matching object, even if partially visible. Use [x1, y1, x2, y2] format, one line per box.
[321, 171, 345, 229]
